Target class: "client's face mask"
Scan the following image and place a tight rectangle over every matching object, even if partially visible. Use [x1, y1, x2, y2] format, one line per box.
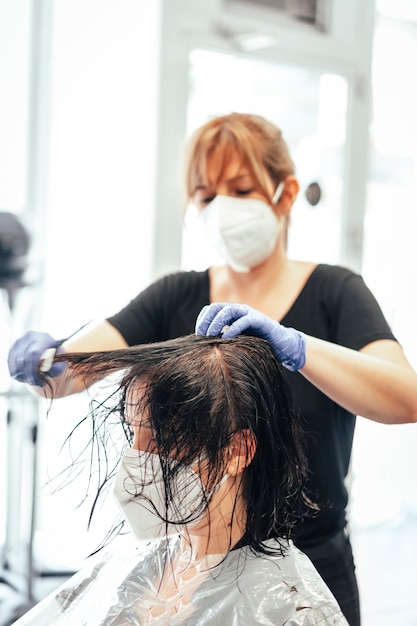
[198, 185, 284, 273]
[114, 448, 228, 541]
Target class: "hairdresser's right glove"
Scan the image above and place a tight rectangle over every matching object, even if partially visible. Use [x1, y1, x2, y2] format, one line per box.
[195, 303, 306, 372]
[7, 331, 67, 386]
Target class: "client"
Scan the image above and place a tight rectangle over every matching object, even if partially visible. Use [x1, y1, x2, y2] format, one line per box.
[15, 335, 347, 625]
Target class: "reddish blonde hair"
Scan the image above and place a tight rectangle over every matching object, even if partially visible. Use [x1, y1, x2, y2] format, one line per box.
[182, 112, 295, 210]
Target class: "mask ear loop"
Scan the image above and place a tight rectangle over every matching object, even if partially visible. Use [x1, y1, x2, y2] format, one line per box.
[272, 181, 285, 204]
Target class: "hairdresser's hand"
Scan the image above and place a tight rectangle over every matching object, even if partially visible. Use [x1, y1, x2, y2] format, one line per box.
[7, 331, 67, 386]
[196, 303, 306, 371]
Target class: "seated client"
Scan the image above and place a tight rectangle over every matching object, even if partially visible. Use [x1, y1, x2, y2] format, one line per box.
[15, 334, 347, 625]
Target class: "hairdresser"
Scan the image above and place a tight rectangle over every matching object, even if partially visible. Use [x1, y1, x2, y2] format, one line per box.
[8, 113, 417, 625]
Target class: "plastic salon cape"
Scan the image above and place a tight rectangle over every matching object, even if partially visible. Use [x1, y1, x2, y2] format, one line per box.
[15, 533, 348, 625]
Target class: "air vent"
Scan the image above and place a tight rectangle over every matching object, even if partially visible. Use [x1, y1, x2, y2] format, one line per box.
[224, 0, 331, 32]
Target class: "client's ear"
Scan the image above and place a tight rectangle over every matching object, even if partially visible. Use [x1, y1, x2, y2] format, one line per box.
[226, 429, 257, 477]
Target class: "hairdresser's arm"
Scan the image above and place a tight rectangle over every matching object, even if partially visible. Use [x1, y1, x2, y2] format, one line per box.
[22, 321, 127, 398]
[196, 303, 417, 425]
[301, 336, 417, 425]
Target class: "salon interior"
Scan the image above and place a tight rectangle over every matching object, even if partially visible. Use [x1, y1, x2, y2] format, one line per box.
[1, 0, 417, 624]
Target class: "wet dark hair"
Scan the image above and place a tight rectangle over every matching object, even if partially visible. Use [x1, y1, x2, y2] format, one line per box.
[45, 334, 316, 556]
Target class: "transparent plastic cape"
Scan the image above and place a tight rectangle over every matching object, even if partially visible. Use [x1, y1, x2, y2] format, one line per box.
[15, 533, 348, 625]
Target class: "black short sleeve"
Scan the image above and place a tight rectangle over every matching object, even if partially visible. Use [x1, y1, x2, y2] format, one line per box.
[282, 264, 396, 350]
[106, 270, 210, 346]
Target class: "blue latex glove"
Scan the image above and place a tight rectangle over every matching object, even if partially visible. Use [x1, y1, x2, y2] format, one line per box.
[195, 303, 306, 372]
[7, 331, 67, 386]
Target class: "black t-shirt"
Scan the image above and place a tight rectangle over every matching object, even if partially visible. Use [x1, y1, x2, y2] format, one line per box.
[107, 264, 396, 547]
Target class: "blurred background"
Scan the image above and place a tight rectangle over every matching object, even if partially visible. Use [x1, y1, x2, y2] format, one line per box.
[1, 0, 417, 624]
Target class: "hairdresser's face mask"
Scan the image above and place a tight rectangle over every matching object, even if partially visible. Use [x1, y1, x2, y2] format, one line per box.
[114, 448, 228, 541]
[198, 183, 284, 273]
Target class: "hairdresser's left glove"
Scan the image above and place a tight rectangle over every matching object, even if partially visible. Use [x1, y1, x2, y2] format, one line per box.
[195, 303, 306, 372]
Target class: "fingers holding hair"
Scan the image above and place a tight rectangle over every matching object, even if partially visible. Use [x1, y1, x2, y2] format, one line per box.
[195, 303, 252, 338]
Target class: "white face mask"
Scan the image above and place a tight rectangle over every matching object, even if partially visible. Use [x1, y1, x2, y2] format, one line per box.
[114, 448, 228, 541]
[198, 182, 285, 273]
